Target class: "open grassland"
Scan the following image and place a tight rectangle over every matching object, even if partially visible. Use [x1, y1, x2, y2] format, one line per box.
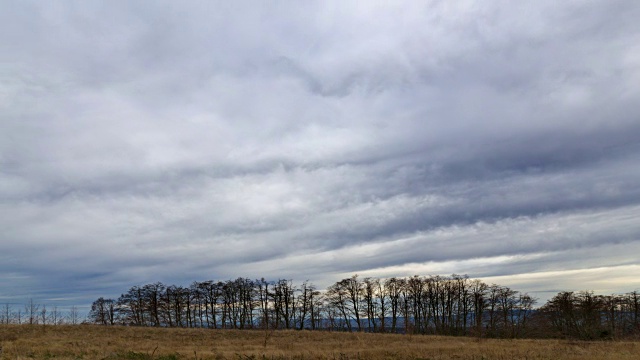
[1, 325, 640, 360]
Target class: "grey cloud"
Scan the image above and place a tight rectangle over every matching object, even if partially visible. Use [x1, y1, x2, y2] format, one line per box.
[1, 0, 640, 307]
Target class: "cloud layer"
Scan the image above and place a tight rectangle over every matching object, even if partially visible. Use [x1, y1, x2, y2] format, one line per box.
[1, 1, 640, 308]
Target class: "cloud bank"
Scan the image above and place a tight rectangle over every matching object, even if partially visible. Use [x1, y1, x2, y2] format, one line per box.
[1, 0, 640, 308]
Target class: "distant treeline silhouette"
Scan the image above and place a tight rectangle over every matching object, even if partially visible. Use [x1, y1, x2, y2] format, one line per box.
[3, 275, 638, 340]
[88, 274, 640, 340]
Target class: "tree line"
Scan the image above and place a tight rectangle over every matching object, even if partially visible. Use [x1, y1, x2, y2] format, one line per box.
[3, 274, 638, 340]
[82, 274, 640, 340]
[540, 290, 640, 339]
[0, 299, 83, 326]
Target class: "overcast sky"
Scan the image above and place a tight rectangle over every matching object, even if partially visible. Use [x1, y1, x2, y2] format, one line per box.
[1, 0, 640, 310]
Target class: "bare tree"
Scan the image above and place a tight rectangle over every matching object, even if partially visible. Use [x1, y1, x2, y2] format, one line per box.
[49, 305, 61, 325]
[486, 285, 502, 336]
[40, 304, 47, 326]
[326, 280, 352, 331]
[624, 291, 640, 335]
[144, 282, 165, 327]
[309, 289, 323, 330]
[404, 276, 421, 334]
[344, 275, 364, 331]
[117, 286, 147, 326]
[1, 303, 13, 324]
[384, 277, 404, 333]
[25, 299, 39, 325]
[469, 279, 487, 337]
[256, 278, 271, 329]
[376, 279, 388, 332]
[363, 277, 380, 332]
[89, 297, 116, 325]
[296, 281, 316, 330]
[453, 275, 472, 336]
[68, 306, 81, 325]
[271, 279, 296, 329]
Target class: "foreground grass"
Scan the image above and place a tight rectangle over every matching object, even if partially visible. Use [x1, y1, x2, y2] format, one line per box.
[1, 325, 639, 360]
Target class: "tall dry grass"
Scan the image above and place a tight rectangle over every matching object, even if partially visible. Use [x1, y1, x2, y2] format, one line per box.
[1, 325, 639, 359]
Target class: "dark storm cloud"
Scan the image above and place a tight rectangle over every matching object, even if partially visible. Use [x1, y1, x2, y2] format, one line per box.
[1, 0, 640, 306]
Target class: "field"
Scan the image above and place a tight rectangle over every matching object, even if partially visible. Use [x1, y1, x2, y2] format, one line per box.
[1, 325, 639, 360]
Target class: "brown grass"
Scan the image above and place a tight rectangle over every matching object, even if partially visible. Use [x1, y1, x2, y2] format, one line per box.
[1, 325, 639, 360]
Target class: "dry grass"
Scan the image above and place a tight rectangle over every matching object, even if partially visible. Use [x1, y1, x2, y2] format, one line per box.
[1, 325, 639, 360]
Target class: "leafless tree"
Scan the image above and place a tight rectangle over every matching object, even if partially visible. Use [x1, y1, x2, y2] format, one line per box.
[295, 281, 316, 330]
[1, 303, 12, 324]
[270, 279, 295, 329]
[326, 279, 352, 331]
[384, 277, 404, 333]
[89, 297, 116, 325]
[67, 306, 81, 325]
[375, 279, 388, 332]
[469, 279, 487, 337]
[48, 305, 62, 325]
[363, 277, 379, 332]
[25, 299, 39, 325]
[39, 304, 47, 326]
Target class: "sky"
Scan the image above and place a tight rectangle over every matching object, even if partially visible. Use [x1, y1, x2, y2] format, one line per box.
[1, 0, 640, 311]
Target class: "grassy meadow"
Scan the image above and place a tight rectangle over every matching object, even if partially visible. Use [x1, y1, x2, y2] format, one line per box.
[1, 325, 639, 360]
